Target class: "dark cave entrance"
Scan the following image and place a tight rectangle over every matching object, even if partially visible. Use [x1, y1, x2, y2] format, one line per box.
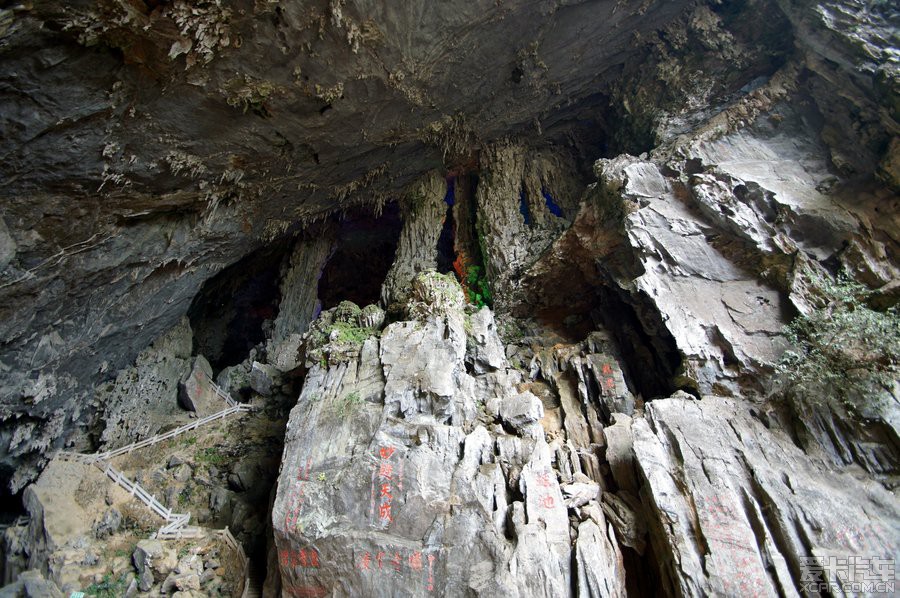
[446, 173, 492, 305]
[519, 262, 681, 402]
[318, 203, 403, 310]
[188, 240, 291, 371]
[436, 177, 457, 274]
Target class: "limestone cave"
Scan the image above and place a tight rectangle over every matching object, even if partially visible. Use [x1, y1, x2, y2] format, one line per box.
[0, 1, 898, 597]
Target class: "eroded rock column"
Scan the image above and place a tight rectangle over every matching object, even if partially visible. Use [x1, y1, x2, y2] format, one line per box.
[380, 172, 447, 309]
[267, 229, 334, 371]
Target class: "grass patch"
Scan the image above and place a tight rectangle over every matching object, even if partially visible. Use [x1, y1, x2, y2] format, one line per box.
[178, 485, 193, 507]
[330, 321, 374, 345]
[195, 446, 227, 466]
[335, 391, 364, 417]
[85, 573, 132, 598]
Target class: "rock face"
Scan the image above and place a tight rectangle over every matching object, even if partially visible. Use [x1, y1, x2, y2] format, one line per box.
[633, 396, 900, 597]
[475, 143, 572, 305]
[272, 273, 621, 596]
[177, 355, 221, 416]
[1, 0, 899, 595]
[268, 232, 335, 372]
[97, 318, 193, 450]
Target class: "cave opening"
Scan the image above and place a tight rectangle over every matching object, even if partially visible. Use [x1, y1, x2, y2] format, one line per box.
[542, 187, 564, 218]
[519, 188, 533, 226]
[436, 177, 457, 275]
[317, 203, 403, 310]
[188, 240, 292, 371]
[520, 259, 681, 402]
[447, 173, 491, 304]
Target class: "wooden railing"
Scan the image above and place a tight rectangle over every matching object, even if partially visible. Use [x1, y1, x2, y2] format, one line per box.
[55, 374, 255, 540]
[98, 403, 254, 460]
[217, 527, 257, 597]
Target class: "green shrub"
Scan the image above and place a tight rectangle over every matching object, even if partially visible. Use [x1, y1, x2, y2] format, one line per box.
[335, 391, 363, 417]
[776, 274, 899, 419]
[85, 573, 131, 598]
[465, 265, 493, 309]
[330, 321, 372, 344]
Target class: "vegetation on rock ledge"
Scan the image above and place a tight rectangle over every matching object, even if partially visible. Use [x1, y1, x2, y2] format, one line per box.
[776, 274, 899, 420]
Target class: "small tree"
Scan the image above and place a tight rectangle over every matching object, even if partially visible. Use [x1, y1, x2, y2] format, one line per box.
[776, 274, 899, 420]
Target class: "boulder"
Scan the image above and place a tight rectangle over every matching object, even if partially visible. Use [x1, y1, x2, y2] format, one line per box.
[249, 361, 280, 396]
[604, 413, 637, 494]
[358, 304, 386, 330]
[466, 307, 506, 374]
[0, 570, 64, 598]
[133, 539, 177, 589]
[499, 392, 544, 431]
[92, 507, 121, 539]
[178, 355, 221, 416]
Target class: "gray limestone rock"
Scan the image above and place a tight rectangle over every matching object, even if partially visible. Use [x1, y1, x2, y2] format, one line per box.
[272, 290, 583, 596]
[599, 492, 646, 555]
[249, 361, 280, 397]
[178, 355, 220, 416]
[92, 507, 121, 540]
[0, 217, 15, 272]
[358, 304, 386, 331]
[465, 308, 506, 374]
[0, 570, 64, 598]
[215, 361, 253, 401]
[632, 396, 900, 597]
[499, 392, 544, 432]
[475, 143, 570, 306]
[575, 504, 626, 598]
[268, 231, 334, 372]
[98, 318, 193, 450]
[380, 172, 448, 308]
[133, 539, 177, 589]
[603, 414, 638, 495]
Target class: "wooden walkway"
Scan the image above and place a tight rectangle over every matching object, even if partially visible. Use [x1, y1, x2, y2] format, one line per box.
[55, 373, 260, 592]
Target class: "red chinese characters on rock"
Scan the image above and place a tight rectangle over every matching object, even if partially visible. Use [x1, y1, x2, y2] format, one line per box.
[279, 548, 321, 569]
[427, 554, 436, 591]
[601, 363, 615, 391]
[284, 457, 312, 532]
[283, 584, 328, 598]
[371, 445, 402, 527]
[356, 547, 439, 593]
[535, 470, 557, 510]
[699, 494, 769, 595]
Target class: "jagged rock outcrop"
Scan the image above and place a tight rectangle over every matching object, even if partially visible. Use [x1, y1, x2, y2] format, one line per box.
[177, 355, 220, 416]
[272, 273, 624, 596]
[475, 143, 572, 306]
[97, 318, 193, 450]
